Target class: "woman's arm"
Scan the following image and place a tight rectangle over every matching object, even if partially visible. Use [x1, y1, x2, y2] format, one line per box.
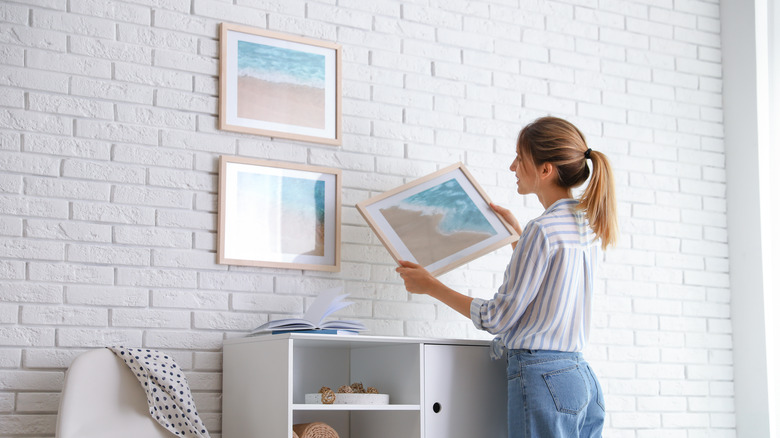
[395, 260, 473, 318]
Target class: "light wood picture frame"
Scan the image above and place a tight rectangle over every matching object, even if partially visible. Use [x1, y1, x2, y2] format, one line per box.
[218, 155, 341, 272]
[357, 163, 520, 277]
[219, 23, 342, 146]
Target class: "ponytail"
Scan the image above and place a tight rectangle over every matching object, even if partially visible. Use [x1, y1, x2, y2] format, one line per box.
[578, 150, 618, 250]
[517, 116, 618, 250]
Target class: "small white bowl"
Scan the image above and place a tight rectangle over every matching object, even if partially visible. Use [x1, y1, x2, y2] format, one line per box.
[305, 393, 389, 405]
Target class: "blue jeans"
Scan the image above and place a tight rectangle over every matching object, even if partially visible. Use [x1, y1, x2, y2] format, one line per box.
[507, 349, 605, 438]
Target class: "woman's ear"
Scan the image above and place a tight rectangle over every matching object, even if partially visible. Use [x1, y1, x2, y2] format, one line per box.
[539, 162, 556, 181]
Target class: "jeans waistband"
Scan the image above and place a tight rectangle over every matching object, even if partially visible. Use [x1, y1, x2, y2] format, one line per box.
[507, 349, 584, 362]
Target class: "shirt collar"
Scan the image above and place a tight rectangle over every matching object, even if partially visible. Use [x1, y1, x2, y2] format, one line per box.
[543, 198, 578, 215]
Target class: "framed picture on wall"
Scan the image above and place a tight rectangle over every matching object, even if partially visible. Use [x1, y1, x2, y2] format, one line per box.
[356, 163, 520, 277]
[218, 155, 341, 272]
[219, 23, 342, 146]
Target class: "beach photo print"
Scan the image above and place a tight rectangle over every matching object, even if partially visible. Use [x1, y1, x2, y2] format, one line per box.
[219, 24, 342, 145]
[357, 163, 520, 277]
[218, 156, 341, 272]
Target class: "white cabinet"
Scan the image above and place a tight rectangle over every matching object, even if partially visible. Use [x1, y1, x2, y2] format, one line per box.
[423, 344, 507, 437]
[222, 333, 507, 438]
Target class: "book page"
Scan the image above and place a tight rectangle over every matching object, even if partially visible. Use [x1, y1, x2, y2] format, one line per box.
[302, 287, 348, 325]
[250, 287, 367, 334]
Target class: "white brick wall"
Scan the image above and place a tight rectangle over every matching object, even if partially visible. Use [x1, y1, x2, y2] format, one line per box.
[0, 0, 732, 436]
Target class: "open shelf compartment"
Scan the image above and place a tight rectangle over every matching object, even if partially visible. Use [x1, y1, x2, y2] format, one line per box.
[292, 339, 422, 407]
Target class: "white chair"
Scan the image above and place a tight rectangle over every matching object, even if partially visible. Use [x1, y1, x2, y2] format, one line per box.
[55, 348, 170, 438]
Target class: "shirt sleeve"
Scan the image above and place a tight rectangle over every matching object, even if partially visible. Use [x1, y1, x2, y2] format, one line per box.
[470, 221, 550, 334]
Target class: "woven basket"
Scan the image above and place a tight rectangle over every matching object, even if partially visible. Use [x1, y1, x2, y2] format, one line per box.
[292, 431, 299, 438]
[292, 422, 339, 438]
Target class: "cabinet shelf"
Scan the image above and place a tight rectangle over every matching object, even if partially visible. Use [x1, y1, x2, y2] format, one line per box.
[222, 333, 506, 438]
[292, 404, 421, 411]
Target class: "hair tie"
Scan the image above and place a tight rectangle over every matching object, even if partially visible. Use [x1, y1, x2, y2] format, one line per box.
[584, 148, 592, 159]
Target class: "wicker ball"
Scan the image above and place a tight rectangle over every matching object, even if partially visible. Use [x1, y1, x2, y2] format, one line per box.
[319, 387, 335, 404]
[337, 385, 353, 393]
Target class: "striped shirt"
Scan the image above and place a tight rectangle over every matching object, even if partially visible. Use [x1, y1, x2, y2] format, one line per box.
[470, 198, 600, 353]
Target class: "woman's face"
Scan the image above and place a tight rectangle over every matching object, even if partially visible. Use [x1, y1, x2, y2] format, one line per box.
[510, 146, 540, 195]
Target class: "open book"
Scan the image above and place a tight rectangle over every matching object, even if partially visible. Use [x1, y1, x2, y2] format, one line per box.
[251, 287, 367, 335]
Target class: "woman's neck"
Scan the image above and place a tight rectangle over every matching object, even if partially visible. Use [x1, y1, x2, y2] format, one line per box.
[536, 185, 572, 210]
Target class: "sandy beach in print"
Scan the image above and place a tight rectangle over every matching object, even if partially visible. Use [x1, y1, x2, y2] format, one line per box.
[280, 211, 324, 256]
[380, 206, 493, 267]
[234, 172, 325, 258]
[235, 39, 327, 130]
[237, 76, 325, 129]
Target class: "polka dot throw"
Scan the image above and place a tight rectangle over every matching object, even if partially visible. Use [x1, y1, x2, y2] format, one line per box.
[107, 347, 211, 438]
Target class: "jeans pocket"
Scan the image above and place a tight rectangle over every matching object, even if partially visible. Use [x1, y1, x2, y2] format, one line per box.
[542, 364, 588, 415]
[506, 354, 521, 380]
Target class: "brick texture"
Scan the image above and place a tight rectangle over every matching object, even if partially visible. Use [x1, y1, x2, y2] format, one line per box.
[0, 0, 731, 436]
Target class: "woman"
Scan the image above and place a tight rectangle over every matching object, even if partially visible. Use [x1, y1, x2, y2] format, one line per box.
[396, 116, 617, 438]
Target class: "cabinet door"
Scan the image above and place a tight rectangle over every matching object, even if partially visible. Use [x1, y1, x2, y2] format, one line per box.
[424, 344, 507, 438]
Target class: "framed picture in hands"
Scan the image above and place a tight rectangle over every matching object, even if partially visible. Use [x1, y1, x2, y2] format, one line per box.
[357, 163, 519, 277]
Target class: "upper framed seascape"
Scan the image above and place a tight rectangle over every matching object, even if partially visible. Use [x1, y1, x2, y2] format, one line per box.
[357, 163, 520, 277]
[218, 156, 341, 272]
[219, 23, 342, 146]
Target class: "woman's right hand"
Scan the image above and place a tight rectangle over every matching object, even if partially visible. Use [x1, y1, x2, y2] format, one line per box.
[396, 260, 440, 295]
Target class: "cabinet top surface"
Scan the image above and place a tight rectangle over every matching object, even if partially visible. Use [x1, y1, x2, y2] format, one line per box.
[223, 333, 494, 348]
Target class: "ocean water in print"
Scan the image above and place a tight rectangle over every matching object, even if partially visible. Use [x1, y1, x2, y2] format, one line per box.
[236, 172, 325, 255]
[237, 41, 326, 89]
[400, 178, 497, 236]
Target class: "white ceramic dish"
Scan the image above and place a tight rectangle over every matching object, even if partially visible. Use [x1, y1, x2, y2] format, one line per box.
[304, 393, 390, 405]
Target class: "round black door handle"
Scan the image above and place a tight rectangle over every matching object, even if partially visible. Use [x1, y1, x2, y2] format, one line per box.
[432, 402, 441, 413]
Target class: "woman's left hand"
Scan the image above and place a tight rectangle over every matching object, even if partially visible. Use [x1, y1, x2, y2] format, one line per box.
[396, 260, 441, 295]
[490, 202, 522, 249]
[490, 202, 521, 235]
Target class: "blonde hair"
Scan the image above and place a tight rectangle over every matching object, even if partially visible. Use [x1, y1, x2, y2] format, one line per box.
[517, 116, 618, 249]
